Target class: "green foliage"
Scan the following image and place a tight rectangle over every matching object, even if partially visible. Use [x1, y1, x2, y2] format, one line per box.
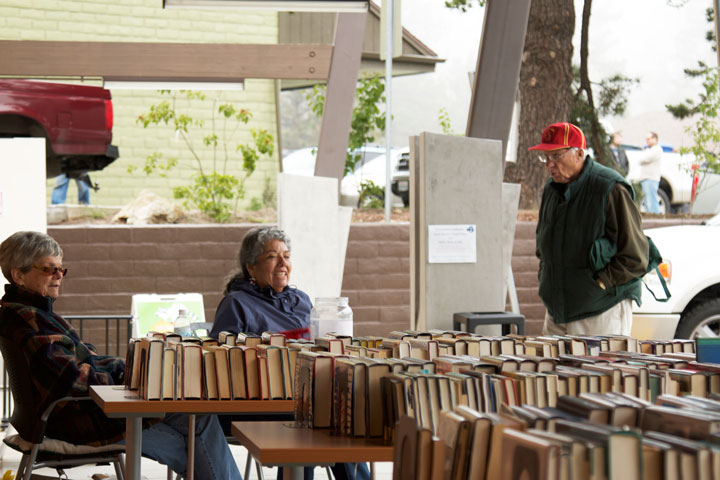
[248, 197, 263, 211]
[570, 66, 638, 170]
[679, 68, 720, 197]
[444, 0, 485, 11]
[667, 7, 716, 118]
[306, 74, 386, 177]
[173, 172, 243, 223]
[90, 209, 106, 220]
[571, 66, 638, 124]
[594, 74, 639, 118]
[127, 152, 178, 177]
[670, 26, 720, 189]
[357, 180, 385, 209]
[133, 90, 274, 222]
[667, 62, 714, 119]
[438, 108, 454, 135]
[261, 175, 277, 209]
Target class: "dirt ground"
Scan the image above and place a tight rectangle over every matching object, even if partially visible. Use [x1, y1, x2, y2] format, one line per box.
[57, 207, 410, 225]
[55, 206, 713, 225]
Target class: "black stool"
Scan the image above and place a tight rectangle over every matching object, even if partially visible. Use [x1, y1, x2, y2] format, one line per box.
[453, 312, 525, 335]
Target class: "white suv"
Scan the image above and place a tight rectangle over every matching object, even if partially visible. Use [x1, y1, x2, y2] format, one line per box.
[390, 151, 410, 207]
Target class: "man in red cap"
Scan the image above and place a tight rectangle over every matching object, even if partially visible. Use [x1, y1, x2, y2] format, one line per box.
[530, 122, 649, 335]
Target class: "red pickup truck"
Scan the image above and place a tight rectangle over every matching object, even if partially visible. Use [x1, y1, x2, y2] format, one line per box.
[0, 79, 119, 178]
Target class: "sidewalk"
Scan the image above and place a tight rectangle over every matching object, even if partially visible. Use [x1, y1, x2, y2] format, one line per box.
[0, 434, 393, 480]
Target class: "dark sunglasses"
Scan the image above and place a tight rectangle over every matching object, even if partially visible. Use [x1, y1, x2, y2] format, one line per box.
[32, 265, 68, 277]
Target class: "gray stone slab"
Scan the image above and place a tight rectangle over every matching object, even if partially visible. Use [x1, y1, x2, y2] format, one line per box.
[502, 182, 521, 306]
[414, 133, 504, 331]
[0, 138, 46, 287]
[277, 173, 352, 305]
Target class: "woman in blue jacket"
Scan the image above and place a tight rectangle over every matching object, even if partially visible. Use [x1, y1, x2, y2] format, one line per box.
[212, 226, 369, 480]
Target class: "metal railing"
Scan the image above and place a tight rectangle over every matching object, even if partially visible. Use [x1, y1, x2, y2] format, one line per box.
[64, 314, 134, 357]
[1, 314, 133, 432]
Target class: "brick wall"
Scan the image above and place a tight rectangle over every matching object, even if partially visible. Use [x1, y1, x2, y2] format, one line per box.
[1, 1, 279, 208]
[342, 224, 411, 337]
[47, 218, 699, 346]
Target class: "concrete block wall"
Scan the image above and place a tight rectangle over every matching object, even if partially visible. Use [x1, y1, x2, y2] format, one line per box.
[1, 1, 279, 208]
[47, 223, 415, 351]
[341, 224, 411, 337]
[47, 218, 698, 350]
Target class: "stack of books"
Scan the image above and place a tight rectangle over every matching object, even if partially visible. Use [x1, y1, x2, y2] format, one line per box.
[125, 330, 298, 401]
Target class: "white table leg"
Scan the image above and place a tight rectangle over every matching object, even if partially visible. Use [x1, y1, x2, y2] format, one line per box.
[126, 416, 142, 480]
[187, 413, 195, 480]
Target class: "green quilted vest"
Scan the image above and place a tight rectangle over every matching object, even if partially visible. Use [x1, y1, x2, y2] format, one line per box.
[536, 158, 642, 324]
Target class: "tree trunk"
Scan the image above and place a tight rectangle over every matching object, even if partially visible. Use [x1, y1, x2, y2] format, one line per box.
[576, 0, 612, 168]
[505, 0, 576, 209]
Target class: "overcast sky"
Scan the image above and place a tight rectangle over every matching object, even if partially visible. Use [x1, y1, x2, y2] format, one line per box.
[390, 0, 715, 148]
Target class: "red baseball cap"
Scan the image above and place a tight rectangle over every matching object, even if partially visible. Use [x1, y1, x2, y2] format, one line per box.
[528, 122, 586, 151]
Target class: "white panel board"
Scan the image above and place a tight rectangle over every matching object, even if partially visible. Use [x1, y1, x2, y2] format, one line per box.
[501, 182, 521, 305]
[0, 138, 47, 288]
[278, 173, 352, 305]
[416, 133, 504, 331]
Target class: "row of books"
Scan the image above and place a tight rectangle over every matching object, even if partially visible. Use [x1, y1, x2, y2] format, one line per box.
[290, 330, 720, 445]
[125, 331, 296, 400]
[395, 390, 720, 480]
[348, 329, 696, 360]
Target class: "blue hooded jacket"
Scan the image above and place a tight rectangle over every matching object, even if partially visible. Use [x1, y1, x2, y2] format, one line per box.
[210, 277, 312, 339]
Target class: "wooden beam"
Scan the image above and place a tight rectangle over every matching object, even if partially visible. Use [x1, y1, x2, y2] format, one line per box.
[466, 0, 530, 163]
[314, 12, 367, 182]
[0, 40, 332, 80]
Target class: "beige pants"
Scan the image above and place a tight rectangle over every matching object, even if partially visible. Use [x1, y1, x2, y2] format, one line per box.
[542, 299, 633, 336]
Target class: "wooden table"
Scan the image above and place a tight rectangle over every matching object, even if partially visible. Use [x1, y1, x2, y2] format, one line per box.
[231, 421, 394, 480]
[90, 385, 293, 480]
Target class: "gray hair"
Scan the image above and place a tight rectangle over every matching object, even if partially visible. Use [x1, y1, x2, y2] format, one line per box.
[224, 227, 291, 294]
[0, 231, 63, 283]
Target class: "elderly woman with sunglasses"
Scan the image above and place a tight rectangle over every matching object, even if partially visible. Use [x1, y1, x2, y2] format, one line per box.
[0, 231, 242, 480]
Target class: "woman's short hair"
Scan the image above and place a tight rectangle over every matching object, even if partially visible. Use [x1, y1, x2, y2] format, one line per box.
[224, 227, 290, 294]
[0, 231, 63, 283]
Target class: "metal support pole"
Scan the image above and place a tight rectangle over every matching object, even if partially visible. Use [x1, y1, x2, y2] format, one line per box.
[384, 0, 393, 222]
[714, 0, 720, 71]
[187, 413, 196, 480]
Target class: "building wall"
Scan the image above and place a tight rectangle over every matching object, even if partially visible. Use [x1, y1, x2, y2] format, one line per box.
[47, 218, 694, 348]
[0, 1, 280, 209]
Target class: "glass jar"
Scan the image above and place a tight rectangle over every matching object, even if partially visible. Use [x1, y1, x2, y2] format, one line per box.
[310, 297, 353, 340]
[173, 308, 194, 337]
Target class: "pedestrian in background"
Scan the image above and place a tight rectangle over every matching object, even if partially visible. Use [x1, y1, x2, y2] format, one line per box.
[610, 131, 629, 177]
[637, 131, 663, 213]
[51, 173, 92, 205]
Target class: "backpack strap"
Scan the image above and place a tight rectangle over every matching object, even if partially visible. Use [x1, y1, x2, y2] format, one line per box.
[643, 266, 671, 302]
[643, 235, 671, 302]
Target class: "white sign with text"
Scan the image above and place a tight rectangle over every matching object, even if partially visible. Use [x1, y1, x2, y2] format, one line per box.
[428, 224, 477, 263]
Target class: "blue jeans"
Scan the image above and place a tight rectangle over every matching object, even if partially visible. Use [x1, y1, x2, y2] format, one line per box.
[641, 179, 660, 213]
[140, 413, 242, 480]
[51, 174, 90, 205]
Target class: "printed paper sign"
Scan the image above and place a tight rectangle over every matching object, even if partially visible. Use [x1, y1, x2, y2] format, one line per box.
[428, 224, 477, 263]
